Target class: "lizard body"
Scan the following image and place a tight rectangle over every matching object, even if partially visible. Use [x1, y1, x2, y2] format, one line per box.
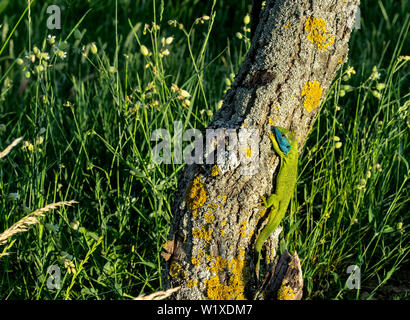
[255, 126, 298, 276]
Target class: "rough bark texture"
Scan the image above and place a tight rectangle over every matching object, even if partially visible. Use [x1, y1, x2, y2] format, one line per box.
[162, 0, 359, 300]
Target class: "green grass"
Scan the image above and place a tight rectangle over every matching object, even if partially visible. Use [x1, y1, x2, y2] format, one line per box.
[0, 0, 408, 300]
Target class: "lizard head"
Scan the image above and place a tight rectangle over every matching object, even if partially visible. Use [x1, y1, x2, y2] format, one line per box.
[273, 126, 296, 155]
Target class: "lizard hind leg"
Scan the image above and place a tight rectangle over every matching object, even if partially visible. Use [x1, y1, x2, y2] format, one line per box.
[256, 193, 279, 207]
[265, 193, 279, 208]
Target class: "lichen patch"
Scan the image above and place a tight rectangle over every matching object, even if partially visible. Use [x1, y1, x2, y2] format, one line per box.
[301, 80, 323, 112]
[185, 176, 207, 211]
[277, 280, 297, 300]
[304, 17, 335, 51]
[211, 165, 221, 177]
[204, 249, 247, 300]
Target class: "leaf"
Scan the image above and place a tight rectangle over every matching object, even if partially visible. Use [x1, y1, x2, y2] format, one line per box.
[0, 0, 9, 14]
[103, 262, 114, 276]
[137, 261, 156, 269]
[381, 225, 395, 234]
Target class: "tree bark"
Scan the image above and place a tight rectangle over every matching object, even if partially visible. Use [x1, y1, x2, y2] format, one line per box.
[162, 0, 359, 300]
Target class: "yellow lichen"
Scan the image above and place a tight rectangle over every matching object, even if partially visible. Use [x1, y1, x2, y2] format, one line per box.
[268, 118, 274, 125]
[283, 22, 291, 29]
[169, 261, 182, 278]
[259, 207, 267, 218]
[187, 280, 199, 287]
[204, 250, 246, 300]
[211, 165, 220, 177]
[208, 202, 220, 210]
[266, 249, 276, 264]
[192, 226, 213, 242]
[192, 249, 204, 267]
[204, 211, 215, 223]
[277, 281, 296, 300]
[192, 227, 202, 239]
[301, 80, 323, 112]
[217, 195, 227, 204]
[185, 176, 207, 211]
[203, 229, 213, 241]
[208, 256, 227, 274]
[220, 229, 225, 236]
[242, 146, 252, 158]
[304, 17, 335, 51]
[248, 230, 254, 240]
[240, 221, 247, 238]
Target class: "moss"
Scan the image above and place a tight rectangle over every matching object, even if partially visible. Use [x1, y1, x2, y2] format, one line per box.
[185, 176, 207, 211]
[301, 80, 323, 112]
[304, 17, 335, 51]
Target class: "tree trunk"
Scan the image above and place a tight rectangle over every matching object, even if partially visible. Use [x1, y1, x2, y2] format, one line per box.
[162, 0, 359, 300]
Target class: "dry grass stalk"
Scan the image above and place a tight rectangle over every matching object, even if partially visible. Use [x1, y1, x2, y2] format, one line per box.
[0, 200, 78, 246]
[134, 286, 181, 300]
[0, 137, 23, 159]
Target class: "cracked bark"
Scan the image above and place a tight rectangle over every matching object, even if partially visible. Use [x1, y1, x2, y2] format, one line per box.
[162, 0, 359, 300]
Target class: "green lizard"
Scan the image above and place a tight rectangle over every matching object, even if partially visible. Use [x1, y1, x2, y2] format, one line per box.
[255, 126, 298, 277]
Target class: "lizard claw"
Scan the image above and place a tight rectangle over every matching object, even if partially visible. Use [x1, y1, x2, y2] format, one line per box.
[256, 195, 268, 207]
